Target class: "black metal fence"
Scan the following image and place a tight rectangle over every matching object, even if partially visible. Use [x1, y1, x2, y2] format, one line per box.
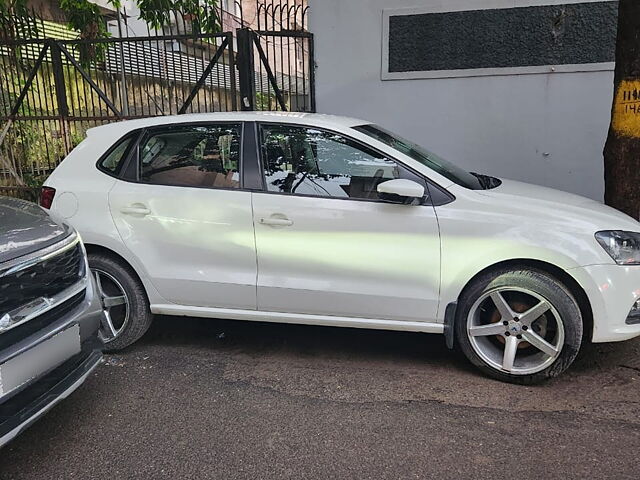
[253, 1, 313, 112]
[0, 1, 312, 199]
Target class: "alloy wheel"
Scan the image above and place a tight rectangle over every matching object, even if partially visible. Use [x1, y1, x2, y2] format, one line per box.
[92, 268, 130, 343]
[466, 287, 565, 375]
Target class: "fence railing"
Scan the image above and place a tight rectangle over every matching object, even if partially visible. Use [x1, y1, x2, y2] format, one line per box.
[0, 1, 312, 199]
[0, 185, 40, 202]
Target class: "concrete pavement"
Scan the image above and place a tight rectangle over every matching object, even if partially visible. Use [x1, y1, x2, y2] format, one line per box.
[1, 315, 639, 479]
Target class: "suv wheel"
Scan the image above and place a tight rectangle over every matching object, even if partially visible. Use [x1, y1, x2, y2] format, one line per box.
[89, 252, 153, 352]
[455, 268, 583, 384]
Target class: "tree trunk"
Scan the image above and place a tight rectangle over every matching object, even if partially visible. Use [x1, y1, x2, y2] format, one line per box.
[603, 0, 640, 220]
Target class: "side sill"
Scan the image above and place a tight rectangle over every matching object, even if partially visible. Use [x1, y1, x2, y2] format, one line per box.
[150, 304, 446, 334]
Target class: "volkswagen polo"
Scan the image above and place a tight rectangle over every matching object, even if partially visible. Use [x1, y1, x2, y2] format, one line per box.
[41, 112, 640, 383]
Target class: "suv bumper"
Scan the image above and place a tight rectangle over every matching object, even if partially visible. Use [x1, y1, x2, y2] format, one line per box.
[0, 342, 101, 448]
[0, 274, 103, 448]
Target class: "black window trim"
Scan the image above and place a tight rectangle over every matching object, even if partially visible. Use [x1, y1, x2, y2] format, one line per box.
[254, 121, 455, 206]
[121, 127, 144, 181]
[241, 121, 264, 191]
[97, 121, 247, 193]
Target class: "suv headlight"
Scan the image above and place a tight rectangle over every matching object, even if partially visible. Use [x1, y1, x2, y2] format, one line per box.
[595, 231, 640, 265]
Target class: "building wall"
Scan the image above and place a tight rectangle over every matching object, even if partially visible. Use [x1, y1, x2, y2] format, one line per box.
[310, 0, 617, 201]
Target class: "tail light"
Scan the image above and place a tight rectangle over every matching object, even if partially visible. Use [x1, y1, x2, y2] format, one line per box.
[39, 186, 56, 209]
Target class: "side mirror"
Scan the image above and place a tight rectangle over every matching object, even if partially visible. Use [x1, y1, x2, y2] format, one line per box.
[377, 179, 425, 204]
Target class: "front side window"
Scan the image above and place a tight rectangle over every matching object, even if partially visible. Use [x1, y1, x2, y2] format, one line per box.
[353, 124, 485, 190]
[260, 124, 424, 201]
[139, 124, 241, 189]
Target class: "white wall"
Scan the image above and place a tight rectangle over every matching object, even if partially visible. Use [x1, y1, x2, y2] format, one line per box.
[310, 0, 615, 201]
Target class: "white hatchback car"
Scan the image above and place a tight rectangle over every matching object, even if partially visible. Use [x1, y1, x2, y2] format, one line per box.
[42, 112, 640, 383]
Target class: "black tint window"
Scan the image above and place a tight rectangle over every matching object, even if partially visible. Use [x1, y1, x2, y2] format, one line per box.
[260, 125, 423, 201]
[140, 124, 241, 188]
[99, 136, 133, 175]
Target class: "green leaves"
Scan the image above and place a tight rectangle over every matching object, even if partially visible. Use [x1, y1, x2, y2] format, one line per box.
[0, 0, 29, 16]
[56, 0, 221, 65]
[59, 0, 107, 36]
[136, 0, 220, 34]
[5, 0, 220, 67]
[59, 0, 110, 65]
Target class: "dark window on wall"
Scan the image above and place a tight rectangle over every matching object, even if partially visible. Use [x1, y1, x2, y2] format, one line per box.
[387, 2, 618, 73]
[260, 124, 424, 201]
[139, 124, 241, 189]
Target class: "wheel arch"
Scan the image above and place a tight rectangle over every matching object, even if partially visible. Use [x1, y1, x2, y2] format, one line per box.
[454, 258, 594, 344]
[83, 243, 161, 304]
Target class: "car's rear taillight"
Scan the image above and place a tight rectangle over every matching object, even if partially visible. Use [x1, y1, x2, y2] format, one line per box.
[39, 186, 56, 209]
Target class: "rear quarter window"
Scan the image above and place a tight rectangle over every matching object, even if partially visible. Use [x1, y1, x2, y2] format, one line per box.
[98, 134, 135, 176]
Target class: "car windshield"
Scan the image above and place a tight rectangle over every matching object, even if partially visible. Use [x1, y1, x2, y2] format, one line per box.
[353, 124, 485, 190]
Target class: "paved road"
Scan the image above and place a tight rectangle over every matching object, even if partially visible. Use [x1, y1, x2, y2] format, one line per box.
[1, 316, 640, 479]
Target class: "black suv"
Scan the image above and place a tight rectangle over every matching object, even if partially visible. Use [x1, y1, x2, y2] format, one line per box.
[0, 197, 102, 447]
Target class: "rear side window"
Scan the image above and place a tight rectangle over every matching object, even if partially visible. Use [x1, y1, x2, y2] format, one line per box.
[139, 124, 241, 189]
[99, 135, 134, 175]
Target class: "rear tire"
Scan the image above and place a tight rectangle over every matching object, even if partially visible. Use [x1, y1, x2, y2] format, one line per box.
[455, 268, 582, 384]
[89, 252, 153, 352]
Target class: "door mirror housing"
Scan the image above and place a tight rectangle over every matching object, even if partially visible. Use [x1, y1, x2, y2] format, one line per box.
[377, 179, 425, 204]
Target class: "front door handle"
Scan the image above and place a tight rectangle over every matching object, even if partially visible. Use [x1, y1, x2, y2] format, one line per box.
[259, 216, 293, 227]
[120, 204, 151, 216]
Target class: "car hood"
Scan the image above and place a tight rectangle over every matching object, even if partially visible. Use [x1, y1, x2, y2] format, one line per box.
[476, 178, 640, 231]
[0, 197, 72, 264]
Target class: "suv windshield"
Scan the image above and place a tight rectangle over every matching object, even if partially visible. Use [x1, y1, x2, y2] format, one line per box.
[353, 124, 485, 190]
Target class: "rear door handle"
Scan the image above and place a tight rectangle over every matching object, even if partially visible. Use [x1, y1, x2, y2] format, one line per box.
[259, 216, 293, 227]
[120, 205, 151, 216]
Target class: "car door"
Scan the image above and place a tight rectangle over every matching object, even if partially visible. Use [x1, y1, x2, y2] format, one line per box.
[108, 122, 257, 310]
[252, 123, 441, 322]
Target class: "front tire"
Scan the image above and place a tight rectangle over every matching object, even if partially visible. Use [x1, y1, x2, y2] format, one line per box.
[89, 252, 153, 352]
[455, 268, 582, 384]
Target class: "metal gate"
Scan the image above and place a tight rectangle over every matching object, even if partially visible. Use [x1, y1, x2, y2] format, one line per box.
[0, 1, 313, 200]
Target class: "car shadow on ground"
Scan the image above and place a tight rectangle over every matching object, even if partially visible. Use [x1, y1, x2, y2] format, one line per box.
[136, 314, 640, 379]
[141, 314, 464, 365]
[125, 315, 640, 422]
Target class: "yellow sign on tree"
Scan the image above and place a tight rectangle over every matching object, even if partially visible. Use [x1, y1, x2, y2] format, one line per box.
[612, 79, 640, 138]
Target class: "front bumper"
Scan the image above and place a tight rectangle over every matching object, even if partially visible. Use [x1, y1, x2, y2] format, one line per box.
[0, 270, 103, 448]
[569, 264, 640, 342]
[0, 340, 101, 448]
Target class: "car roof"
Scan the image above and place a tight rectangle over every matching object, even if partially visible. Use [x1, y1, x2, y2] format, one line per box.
[86, 112, 370, 137]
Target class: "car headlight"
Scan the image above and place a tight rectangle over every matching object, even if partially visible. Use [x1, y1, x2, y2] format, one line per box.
[595, 231, 640, 265]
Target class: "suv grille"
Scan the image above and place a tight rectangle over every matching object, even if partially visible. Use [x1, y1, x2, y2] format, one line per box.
[0, 290, 85, 352]
[0, 241, 85, 320]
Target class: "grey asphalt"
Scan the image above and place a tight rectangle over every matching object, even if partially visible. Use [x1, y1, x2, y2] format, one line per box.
[1, 315, 640, 480]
